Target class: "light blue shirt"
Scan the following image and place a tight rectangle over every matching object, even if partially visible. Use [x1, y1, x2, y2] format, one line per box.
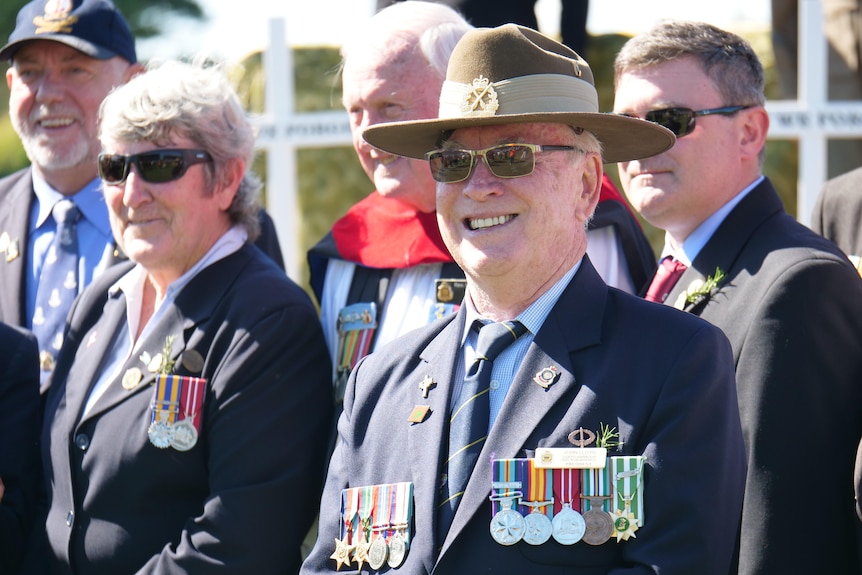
[454, 261, 582, 427]
[659, 175, 764, 264]
[27, 174, 115, 329]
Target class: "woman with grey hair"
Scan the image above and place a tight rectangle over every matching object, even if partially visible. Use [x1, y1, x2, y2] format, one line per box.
[34, 58, 333, 574]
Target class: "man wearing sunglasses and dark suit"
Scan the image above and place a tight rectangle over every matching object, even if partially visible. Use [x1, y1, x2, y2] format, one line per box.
[0, 0, 285, 390]
[614, 21, 862, 575]
[302, 24, 746, 575]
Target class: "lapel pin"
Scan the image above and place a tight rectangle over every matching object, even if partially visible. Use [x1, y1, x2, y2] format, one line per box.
[533, 366, 560, 389]
[5, 238, 20, 262]
[122, 367, 143, 390]
[180, 349, 204, 374]
[86, 331, 98, 348]
[419, 374, 436, 398]
[407, 405, 431, 423]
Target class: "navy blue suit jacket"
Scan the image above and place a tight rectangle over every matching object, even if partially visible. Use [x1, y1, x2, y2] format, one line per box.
[302, 258, 746, 575]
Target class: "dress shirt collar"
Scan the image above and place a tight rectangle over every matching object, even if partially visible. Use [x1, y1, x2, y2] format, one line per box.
[462, 258, 583, 342]
[660, 175, 764, 265]
[31, 171, 112, 236]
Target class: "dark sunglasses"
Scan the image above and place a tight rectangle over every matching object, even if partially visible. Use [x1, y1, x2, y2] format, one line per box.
[628, 105, 751, 137]
[425, 143, 579, 183]
[98, 149, 212, 185]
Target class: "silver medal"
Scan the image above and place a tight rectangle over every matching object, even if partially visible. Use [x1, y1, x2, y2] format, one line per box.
[387, 531, 408, 568]
[490, 497, 525, 546]
[367, 535, 388, 570]
[147, 414, 175, 449]
[523, 511, 553, 545]
[170, 419, 198, 451]
[551, 502, 586, 545]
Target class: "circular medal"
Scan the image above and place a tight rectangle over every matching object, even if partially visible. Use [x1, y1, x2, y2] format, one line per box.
[582, 509, 614, 545]
[551, 503, 586, 545]
[490, 508, 526, 545]
[147, 419, 175, 449]
[367, 535, 389, 570]
[523, 511, 553, 545]
[387, 532, 408, 568]
[171, 419, 199, 451]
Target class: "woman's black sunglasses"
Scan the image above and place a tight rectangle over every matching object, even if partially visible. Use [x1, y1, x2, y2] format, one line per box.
[98, 149, 212, 185]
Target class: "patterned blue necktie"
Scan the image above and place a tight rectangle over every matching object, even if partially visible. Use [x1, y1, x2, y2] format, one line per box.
[32, 199, 80, 381]
[437, 319, 527, 542]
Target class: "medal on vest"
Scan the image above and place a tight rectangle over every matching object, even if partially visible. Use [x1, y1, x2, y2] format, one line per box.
[521, 459, 554, 545]
[333, 487, 359, 570]
[368, 483, 392, 570]
[610, 456, 644, 541]
[335, 303, 377, 402]
[148, 374, 180, 448]
[551, 467, 585, 544]
[352, 485, 375, 570]
[580, 462, 613, 545]
[489, 458, 525, 545]
[387, 482, 413, 568]
[171, 375, 206, 451]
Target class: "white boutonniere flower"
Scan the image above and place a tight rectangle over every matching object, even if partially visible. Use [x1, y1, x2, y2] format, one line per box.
[674, 268, 726, 310]
[140, 335, 177, 376]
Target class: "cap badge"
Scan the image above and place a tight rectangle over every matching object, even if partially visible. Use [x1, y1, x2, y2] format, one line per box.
[34, 0, 78, 35]
[461, 75, 499, 117]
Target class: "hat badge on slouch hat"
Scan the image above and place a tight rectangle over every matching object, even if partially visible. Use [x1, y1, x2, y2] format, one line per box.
[0, 0, 137, 63]
[362, 24, 675, 164]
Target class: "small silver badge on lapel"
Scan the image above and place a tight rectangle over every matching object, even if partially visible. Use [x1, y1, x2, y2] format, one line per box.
[533, 366, 560, 389]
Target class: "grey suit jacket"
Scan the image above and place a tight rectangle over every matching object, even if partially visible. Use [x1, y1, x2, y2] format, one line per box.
[812, 165, 862, 258]
[302, 258, 746, 575]
[664, 178, 862, 575]
[38, 244, 332, 574]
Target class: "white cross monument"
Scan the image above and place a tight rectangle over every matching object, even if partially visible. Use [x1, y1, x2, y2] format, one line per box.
[765, 0, 862, 225]
[254, 19, 352, 282]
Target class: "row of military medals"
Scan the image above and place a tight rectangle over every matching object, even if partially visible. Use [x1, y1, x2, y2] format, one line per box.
[146, 374, 206, 452]
[489, 429, 644, 547]
[332, 482, 414, 571]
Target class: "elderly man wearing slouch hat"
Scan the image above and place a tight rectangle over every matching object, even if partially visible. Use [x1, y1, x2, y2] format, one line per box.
[301, 24, 745, 575]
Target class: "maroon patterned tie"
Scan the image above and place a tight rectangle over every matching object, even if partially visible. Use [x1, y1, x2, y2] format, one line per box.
[644, 257, 687, 303]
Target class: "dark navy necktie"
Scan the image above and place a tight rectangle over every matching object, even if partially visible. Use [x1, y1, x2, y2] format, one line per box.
[32, 199, 80, 381]
[437, 319, 527, 542]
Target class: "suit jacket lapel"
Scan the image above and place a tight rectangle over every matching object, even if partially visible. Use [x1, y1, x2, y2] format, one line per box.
[69, 248, 250, 426]
[0, 170, 34, 325]
[79, 305, 189, 425]
[667, 179, 784, 312]
[62, 288, 128, 428]
[410, 310, 464, 571]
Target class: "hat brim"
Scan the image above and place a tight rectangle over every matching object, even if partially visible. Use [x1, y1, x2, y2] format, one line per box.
[363, 112, 675, 164]
[0, 35, 116, 61]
